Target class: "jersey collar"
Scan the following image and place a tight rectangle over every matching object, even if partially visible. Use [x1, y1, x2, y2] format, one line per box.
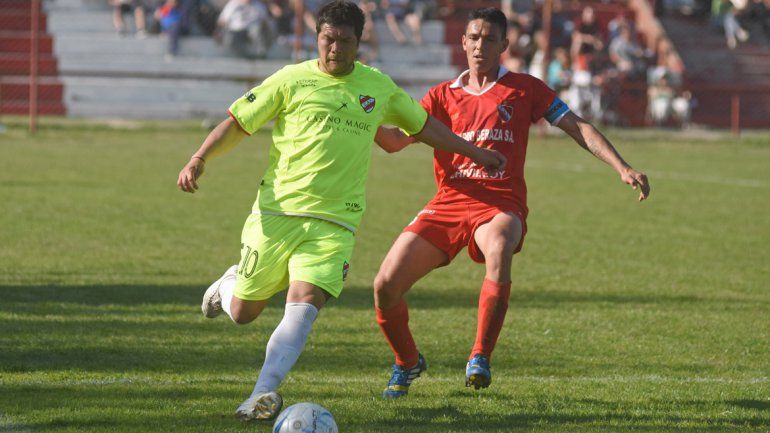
[449, 65, 509, 96]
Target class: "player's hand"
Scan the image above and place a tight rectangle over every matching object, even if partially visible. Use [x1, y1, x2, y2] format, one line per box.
[620, 167, 650, 201]
[177, 156, 206, 193]
[474, 148, 507, 173]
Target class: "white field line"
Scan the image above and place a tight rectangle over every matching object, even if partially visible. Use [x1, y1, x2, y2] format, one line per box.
[3, 375, 767, 387]
[526, 160, 770, 189]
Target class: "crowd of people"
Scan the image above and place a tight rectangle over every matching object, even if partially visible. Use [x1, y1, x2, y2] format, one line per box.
[111, 0, 695, 126]
[498, 0, 691, 126]
[109, 0, 433, 61]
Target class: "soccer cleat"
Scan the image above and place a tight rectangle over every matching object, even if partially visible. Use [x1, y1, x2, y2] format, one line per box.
[465, 354, 492, 389]
[235, 391, 283, 422]
[382, 353, 427, 399]
[201, 265, 237, 318]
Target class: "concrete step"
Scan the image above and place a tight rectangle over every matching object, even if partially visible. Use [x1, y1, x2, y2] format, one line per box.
[46, 9, 447, 44]
[57, 54, 457, 84]
[51, 32, 452, 64]
[62, 76, 248, 104]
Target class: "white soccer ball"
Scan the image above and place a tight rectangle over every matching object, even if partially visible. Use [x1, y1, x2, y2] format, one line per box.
[272, 402, 338, 433]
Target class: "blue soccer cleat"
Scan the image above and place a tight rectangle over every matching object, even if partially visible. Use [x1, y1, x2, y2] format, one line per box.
[382, 353, 427, 399]
[465, 354, 491, 389]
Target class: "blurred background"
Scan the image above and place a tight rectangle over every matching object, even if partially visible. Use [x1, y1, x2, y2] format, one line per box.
[1, 0, 769, 131]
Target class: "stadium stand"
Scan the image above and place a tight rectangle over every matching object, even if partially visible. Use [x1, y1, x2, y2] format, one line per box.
[1, 0, 768, 127]
[38, 0, 456, 119]
[0, 0, 66, 115]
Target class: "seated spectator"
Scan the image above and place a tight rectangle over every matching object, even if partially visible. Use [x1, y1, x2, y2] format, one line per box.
[501, 22, 530, 73]
[155, 0, 185, 59]
[381, 0, 424, 45]
[217, 0, 275, 59]
[547, 47, 571, 99]
[648, 72, 692, 127]
[712, 0, 750, 48]
[112, 0, 147, 38]
[609, 26, 646, 78]
[357, 0, 380, 63]
[607, 11, 635, 42]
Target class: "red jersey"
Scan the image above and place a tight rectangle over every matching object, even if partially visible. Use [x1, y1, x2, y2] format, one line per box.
[420, 67, 568, 213]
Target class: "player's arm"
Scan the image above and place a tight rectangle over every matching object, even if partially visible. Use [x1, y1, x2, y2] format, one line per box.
[413, 116, 506, 171]
[374, 126, 417, 153]
[177, 116, 248, 194]
[557, 111, 650, 201]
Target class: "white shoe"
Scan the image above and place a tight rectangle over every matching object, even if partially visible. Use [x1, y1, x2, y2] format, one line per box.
[201, 265, 237, 318]
[235, 391, 283, 422]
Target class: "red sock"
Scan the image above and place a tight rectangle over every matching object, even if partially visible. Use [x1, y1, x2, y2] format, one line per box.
[375, 298, 419, 368]
[470, 278, 511, 359]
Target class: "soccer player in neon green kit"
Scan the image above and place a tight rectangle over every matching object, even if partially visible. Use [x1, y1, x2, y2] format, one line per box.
[177, 0, 505, 423]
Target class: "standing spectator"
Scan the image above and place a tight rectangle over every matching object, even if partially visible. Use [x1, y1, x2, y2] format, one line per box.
[571, 6, 603, 61]
[112, 0, 147, 37]
[381, 0, 424, 45]
[528, 30, 547, 80]
[217, 0, 275, 59]
[155, 0, 185, 59]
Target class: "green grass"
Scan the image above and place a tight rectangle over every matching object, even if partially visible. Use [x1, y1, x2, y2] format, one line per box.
[0, 120, 768, 432]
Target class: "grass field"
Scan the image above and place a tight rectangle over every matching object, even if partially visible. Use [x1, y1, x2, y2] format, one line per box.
[0, 120, 768, 432]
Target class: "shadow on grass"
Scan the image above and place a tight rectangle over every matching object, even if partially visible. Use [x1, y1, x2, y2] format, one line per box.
[1, 284, 763, 311]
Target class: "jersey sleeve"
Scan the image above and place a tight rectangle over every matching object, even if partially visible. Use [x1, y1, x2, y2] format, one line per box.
[382, 86, 429, 136]
[228, 67, 289, 135]
[419, 85, 451, 127]
[530, 76, 569, 125]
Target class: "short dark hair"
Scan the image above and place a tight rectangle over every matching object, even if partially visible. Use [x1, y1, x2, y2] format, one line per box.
[467, 7, 507, 37]
[316, 1, 365, 42]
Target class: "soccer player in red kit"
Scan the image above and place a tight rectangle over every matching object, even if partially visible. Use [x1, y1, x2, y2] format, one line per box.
[373, 7, 651, 398]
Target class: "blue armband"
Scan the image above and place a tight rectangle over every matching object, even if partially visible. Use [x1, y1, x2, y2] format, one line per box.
[544, 97, 570, 125]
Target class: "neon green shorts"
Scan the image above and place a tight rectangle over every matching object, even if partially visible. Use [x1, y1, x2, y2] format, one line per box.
[233, 213, 355, 301]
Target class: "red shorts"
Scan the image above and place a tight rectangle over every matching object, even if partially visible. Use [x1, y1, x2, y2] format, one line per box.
[402, 191, 527, 265]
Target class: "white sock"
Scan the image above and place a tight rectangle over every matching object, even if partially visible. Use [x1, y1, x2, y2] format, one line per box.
[220, 276, 236, 322]
[250, 303, 319, 396]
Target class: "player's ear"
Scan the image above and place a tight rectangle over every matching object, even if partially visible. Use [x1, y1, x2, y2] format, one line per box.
[501, 37, 509, 52]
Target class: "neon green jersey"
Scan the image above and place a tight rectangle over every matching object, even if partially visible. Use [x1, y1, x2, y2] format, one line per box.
[229, 60, 428, 232]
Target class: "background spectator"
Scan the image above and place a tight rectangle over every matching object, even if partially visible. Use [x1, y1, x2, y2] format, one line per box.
[217, 0, 275, 59]
[381, 0, 424, 45]
[155, 0, 185, 59]
[609, 26, 646, 78]
[112, 0, 147, 37]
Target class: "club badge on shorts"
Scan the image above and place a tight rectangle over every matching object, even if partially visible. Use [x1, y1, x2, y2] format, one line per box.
[359, 95, 375, 113]
[342, 261, 350, 281]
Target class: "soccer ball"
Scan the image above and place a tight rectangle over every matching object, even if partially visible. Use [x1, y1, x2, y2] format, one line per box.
[272, 402, 338, 433]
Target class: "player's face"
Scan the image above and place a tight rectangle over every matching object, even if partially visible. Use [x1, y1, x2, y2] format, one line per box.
[317, 24, 359, 76]
[462, 19, 508, 74]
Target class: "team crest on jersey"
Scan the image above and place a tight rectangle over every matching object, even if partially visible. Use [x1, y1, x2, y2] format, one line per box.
[342, 261, 350, 281]
[497, 102, 513, 123]
[359, 95, 376, 113]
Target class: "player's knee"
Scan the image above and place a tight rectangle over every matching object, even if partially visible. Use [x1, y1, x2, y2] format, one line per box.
[374, 272, 401, 304]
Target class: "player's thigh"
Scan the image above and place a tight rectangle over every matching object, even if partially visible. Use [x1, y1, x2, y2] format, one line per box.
[288, 219, 354, 301]
[473, 212, 523, 260]
[233, 214, 297, 302]
[375, 231, 448, 294]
